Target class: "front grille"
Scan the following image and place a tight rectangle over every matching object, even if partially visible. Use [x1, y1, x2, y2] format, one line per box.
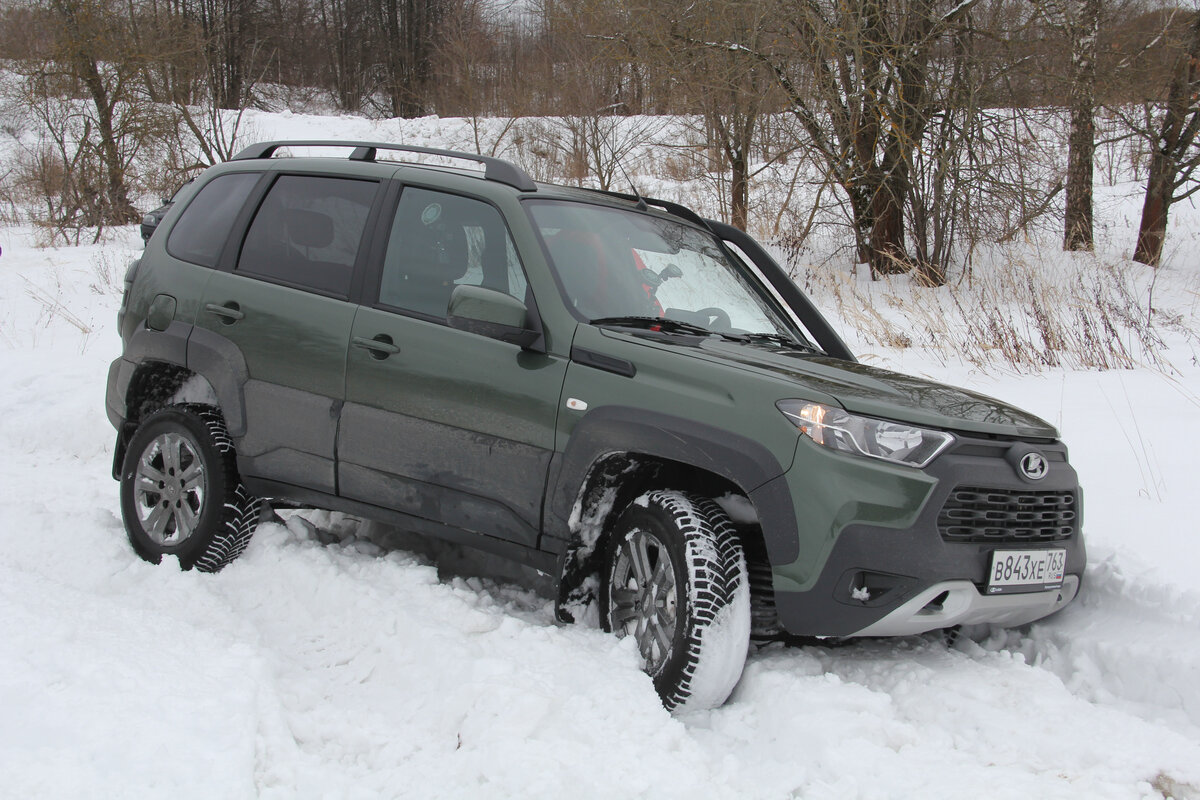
[938, 486, 1076, 543]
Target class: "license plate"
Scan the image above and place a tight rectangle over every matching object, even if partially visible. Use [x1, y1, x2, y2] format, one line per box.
[987, 549, 1066, 594]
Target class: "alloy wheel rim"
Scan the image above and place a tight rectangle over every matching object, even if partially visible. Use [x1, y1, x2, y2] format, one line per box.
[609, 528, 679, 673]
[134, 431, 206, 546]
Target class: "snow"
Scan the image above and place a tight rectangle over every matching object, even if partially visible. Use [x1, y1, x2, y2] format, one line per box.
[676, 551, 751, 716]
[3, 110, 1200, 798]
[715, 492, 760, 524]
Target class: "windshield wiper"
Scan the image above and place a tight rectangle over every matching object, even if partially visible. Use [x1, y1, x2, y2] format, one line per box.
[591, 317, 817, 350]
[739, 332, 822, 354]
[590, 316, 716, 337]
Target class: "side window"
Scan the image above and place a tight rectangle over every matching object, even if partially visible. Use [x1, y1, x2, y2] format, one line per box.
[167, 172, 259, 267]
[237, 175, 378, 297]
[378, 187, 527, 318]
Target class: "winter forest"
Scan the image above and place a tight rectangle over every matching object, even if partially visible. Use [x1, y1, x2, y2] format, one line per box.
[4, 0, 1200, 276]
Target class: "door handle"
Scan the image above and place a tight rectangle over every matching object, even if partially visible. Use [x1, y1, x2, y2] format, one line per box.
[352, 335, 401, 359]
[205, 302, 244, 323]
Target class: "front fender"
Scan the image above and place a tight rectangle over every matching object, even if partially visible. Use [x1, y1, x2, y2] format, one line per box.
[544, 406, 802, 565]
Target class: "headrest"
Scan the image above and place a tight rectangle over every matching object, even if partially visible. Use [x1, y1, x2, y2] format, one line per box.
[286, 209, 334, 249]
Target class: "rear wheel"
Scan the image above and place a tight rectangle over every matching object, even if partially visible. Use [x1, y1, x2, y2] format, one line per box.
[120, 404, 260, 572]
[600, 490, 750, 713]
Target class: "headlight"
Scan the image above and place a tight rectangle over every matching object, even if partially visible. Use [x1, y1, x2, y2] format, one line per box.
[777, 400, 954, 468]
[142, 214, 158, 226]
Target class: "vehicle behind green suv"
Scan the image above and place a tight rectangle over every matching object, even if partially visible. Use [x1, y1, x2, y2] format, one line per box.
[107, 141, 1085, 712]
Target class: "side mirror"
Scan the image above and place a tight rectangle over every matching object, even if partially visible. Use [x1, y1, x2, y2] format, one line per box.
[447, 285, 543, 351]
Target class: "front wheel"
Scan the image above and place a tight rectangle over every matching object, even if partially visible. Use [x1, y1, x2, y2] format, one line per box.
[120, 404, 260, 572]
[600, 490, 750, 713]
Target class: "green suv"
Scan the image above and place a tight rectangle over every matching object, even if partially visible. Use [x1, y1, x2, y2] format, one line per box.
[106, 141, 1085, 712]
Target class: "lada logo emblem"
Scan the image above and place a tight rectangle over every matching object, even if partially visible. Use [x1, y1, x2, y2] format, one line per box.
[1020, 452, 1048, 481]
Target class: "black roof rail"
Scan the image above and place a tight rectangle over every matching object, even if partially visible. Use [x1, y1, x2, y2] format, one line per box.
[230, 140, 538, 192]
[575, 187, 713, 231]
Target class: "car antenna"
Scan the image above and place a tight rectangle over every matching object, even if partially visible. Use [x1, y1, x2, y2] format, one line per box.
[616, 158, 649, 211]
[596, 101, 649, 212]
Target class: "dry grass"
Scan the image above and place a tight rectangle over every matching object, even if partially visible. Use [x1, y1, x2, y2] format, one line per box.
[89, 250, 124, 297]
[22, 273, 93, 335]
[1151, 773, 1200, 800]
[790, 248, 1196, 372]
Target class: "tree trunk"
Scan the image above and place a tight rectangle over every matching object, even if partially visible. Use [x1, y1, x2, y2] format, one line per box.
[1063, 0, 1098, 252]
[81, 61, 138, 224]
[220, 0, 246, 109]
[843, 180, 874, 266]
[1133, 11, 1200, 266]
[868, 145, 915, 278]
[868, 182, 907, 277]
[730, 148, 748, 231]
[383, 0, 432, 118]
[1133, 149, 1173, 266]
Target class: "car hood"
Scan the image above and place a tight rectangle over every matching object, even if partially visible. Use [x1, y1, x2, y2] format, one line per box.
[696, 339, 1058, 438]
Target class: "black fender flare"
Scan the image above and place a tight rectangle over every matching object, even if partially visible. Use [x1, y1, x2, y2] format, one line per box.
[119, 323, 250, 438]
[185, 326, 250, 437]
[110, 322, 194, 431]
[544, 406, 802, 566]
[124, 320, 190, 366]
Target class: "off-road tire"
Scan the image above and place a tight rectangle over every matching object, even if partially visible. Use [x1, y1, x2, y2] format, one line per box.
[600, 490, 751, 713]
[120, 404, 261, 572]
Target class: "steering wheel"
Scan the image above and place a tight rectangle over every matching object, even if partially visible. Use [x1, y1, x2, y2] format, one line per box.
[696, 307, 732, 331]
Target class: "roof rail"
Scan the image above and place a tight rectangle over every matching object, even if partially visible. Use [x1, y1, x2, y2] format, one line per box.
[576, 187, 713, 231]
[230, 140, 538, 192]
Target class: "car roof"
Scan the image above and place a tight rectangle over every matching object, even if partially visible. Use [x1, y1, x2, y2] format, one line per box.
[223, 139, 710, 230]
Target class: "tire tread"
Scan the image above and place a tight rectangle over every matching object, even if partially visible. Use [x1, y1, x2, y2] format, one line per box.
[613, 490, 749, 712]
[122, 404, 260, 573]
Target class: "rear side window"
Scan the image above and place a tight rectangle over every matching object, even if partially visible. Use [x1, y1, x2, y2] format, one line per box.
[237, 175, 378, 297]
[167, 172, 259, 267]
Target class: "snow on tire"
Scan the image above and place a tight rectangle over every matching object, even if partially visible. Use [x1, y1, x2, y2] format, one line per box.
[120, 404, 261, 572]
[600, 490, 751, 713]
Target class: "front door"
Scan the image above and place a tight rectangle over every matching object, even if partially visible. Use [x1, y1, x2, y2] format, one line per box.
[339, 186, 566, 546]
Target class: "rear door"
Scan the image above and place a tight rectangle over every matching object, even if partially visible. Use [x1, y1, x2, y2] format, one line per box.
[195, 172, 381, 493]
[338, 184, 567, 547]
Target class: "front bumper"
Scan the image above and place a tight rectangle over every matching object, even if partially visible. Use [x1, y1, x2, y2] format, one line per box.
[850, 576, 1079, 636]
[771, 432, 1086, 638]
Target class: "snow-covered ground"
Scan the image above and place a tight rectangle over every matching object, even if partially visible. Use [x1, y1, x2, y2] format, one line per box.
[3, 110, 1200, 799]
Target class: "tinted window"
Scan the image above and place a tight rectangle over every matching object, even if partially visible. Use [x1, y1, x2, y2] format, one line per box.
[379, 187, 527, 318]
[238, 175, 378, 297]
[167, 172, 259, 267]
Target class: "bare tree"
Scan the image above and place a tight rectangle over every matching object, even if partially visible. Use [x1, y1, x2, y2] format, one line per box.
[376, 0, 445, 118]
[18, 0, 148, 231]
[905, 2, 1068, 281]
[1062, 0, 1099, 251]
[180, 0, 259, 110]
[1127, 9, 1200, 266]
[664, 0, 786, 231]
[316, 0, 374, 111]
[735, 0, 983, 281]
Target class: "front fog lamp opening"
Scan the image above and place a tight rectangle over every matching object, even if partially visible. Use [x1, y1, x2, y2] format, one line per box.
[778, 401, 954, 468]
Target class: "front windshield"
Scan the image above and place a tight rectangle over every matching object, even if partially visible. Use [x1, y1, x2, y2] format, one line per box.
[526, 200, 796, 338]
